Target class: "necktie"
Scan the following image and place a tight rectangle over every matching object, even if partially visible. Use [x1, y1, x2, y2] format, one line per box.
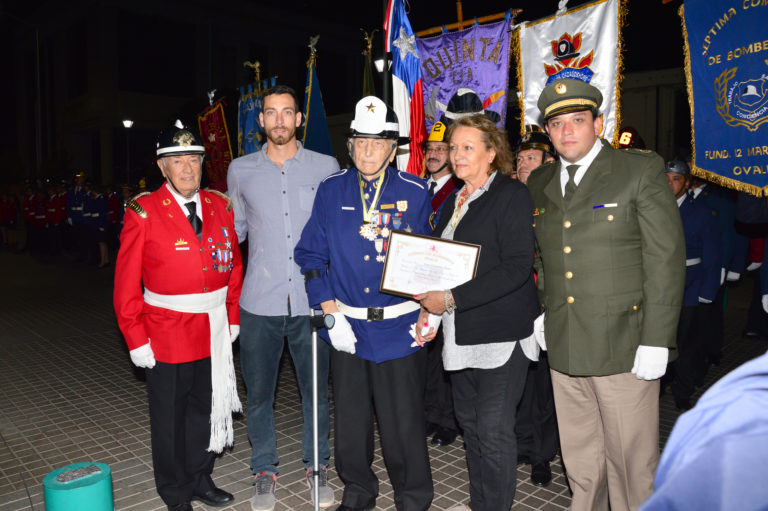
[185, 201, 202, 241]
[429, 181, 437, 196]
[564, 165, 579, 201]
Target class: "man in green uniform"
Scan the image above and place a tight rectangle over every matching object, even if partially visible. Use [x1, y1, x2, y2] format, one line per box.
[526, 78, 685, 511]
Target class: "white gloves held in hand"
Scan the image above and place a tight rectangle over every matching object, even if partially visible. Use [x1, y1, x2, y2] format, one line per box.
[533, 313, 546, 351]
[130, 342, 156, 368]
[230, 324, 240, 343]
[328, 312, 357, 354]
[631, 345, 668, 380]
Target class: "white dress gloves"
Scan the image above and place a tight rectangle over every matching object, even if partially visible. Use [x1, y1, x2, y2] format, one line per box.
[533, 312, 546, 351]
[230, 325, 240, 343]
[130, 342, 156, 368]
[328, 312, 358, 354]
[631, 345, 668, 380]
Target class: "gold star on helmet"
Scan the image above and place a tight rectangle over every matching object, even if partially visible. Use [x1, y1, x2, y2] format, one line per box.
[366, 103, 376, 112]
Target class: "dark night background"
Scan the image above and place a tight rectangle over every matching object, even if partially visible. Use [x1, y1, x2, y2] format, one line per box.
[1, 0, 686, 186]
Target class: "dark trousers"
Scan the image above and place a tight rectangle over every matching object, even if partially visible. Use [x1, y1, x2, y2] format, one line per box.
[332, 348, 433, 511]
[146, 359, 216, 507]
[451, 344, 529, 511]
[516, 351, 558, 465]
[699, 284, 725, 364]
[670, 306, 703, 401]
[745, 269, 768, 338]
[424, 332, 457, 430]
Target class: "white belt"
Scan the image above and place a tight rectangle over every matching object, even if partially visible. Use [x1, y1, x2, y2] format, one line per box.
[336, 299, 420, 321]
[686, 257, 702, 266]
[143, 286, 241, 452]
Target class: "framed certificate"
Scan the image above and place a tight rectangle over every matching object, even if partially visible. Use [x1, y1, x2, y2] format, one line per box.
[379, 230, 481, 298]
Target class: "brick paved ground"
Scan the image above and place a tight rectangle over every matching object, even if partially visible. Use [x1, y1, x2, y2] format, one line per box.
[1, 250, 765, 510]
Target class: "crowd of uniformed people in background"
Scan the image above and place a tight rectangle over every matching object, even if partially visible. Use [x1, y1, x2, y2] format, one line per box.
[0, 173, 151, 267]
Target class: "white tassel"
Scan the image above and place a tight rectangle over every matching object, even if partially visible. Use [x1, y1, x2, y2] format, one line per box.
[557, 0, 569, 15]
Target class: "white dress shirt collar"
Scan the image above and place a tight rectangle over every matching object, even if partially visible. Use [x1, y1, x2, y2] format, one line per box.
[559, 138, 604, 195]
[165, 183, 201, 219]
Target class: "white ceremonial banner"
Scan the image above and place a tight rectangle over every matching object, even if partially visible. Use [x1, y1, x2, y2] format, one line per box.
[516, 0, 623, 143]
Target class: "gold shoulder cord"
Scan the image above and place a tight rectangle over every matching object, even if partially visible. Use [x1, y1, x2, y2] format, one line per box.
[207, 189, 233, 211]
[126, 192, 151, 219]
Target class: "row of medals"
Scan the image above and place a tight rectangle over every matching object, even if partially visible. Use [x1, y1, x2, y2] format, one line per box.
[359, 217, 390, 263]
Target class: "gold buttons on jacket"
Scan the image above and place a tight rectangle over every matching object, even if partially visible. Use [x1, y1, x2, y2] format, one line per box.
[607, 214, 614, 222]
[203, 287, 209, 292]
[364, 255, 370, 261]
[567, 296, 575, 304]
[563, 220, 572, 228]
[203, 266, 208, 271]
[563, 246, 572, 254]
[565, 271, 573, 279]
[364, 287, 370, 293]
[633, 305, 639, 311]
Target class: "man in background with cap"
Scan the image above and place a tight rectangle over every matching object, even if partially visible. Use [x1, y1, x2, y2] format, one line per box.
[295, 96, 433, 511]
[114, 123, 243, 511]
[422, 120, 461, 448]
[525, 78, 685, 510]
[227, 85, 339, 511]
[663, 160, 720, 411]
[514, 127, 559, 487]
[515, 125, 555, 184]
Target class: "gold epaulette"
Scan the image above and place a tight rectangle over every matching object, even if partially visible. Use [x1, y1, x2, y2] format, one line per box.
[207, 189, 233, 212]
[126, 192, 151, 219]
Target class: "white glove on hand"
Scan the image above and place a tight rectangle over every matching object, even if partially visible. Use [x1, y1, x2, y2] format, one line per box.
[698, 297, 712, 304]
[726, 271, 741, 282]
[747, 262, 762, 271]
[533, 313, 546, 351]
[762, 294, 768, 314]
[230, 325, 240, 343]
[328, 312, 357, 354]
[130, 342, 156, 368]
[67, 217, 73, 226]
[631, 345, 668, 380]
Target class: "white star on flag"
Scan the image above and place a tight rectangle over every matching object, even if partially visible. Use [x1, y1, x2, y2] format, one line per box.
[393, 27, 417, 61]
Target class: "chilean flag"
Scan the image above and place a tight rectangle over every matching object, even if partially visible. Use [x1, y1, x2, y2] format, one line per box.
[384, 0, 426, 176]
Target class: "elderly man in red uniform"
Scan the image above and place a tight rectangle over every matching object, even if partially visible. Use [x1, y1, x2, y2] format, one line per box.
[114, 123, 243, 511]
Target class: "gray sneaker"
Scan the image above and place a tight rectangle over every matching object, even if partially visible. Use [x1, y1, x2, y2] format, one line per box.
[251, 472, 276, 511]
[306, 466, 335, 508]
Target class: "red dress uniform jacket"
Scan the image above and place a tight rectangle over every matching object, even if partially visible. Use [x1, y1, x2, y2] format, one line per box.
[114, 185, 243, 363]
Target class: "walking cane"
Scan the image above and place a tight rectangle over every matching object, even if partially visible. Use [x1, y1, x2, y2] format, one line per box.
[309, 309, 334, 511]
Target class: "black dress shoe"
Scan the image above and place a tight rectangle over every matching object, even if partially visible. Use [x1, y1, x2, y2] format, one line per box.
[167, 504, 192, 511]
[425, 421, 439, 437]
[431, 427, 458, 447]
[335, 497, 376, 510]
[530, 461, 552, 487]
[191, 487, 234, 507]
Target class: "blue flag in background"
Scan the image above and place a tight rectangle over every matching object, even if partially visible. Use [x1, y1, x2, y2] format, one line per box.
[302, 55, 334, 157]
[238, 84, 264, 155]
[682, 0, 768, 195]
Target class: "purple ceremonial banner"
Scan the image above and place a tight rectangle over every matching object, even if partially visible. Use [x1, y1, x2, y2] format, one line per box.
[416, 20, 512, 132]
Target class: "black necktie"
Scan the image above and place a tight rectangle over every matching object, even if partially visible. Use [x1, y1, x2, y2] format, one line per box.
[185, 202, 202, 241]
[564, 165, 579, 201]
[429, 181, 437, 196]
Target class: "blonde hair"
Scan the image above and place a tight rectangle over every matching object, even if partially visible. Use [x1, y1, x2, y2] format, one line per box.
[446, 114, 515, 177]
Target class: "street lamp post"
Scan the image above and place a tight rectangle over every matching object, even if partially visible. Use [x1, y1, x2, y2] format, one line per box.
[122, 120, 133, 185]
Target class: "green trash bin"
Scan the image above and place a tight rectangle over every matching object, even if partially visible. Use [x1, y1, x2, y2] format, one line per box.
[43, 462, 113, 511]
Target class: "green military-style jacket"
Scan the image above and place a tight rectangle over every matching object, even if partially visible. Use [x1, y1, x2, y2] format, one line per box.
[526, 140, 685, 376]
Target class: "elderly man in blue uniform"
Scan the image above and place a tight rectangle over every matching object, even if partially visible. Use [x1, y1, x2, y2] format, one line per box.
[295, 96, 433, 511]
[526, 79, 685, 511]
[664, 161, 720, 410]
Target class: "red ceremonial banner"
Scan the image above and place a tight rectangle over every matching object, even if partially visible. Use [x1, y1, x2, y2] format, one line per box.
[197, 100, 233, 192]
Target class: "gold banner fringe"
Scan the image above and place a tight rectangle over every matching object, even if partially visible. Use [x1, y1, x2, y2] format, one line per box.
[612, 0, 628, 148]
[679, 4, 765, 198]
[511, 27, 524, 135]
